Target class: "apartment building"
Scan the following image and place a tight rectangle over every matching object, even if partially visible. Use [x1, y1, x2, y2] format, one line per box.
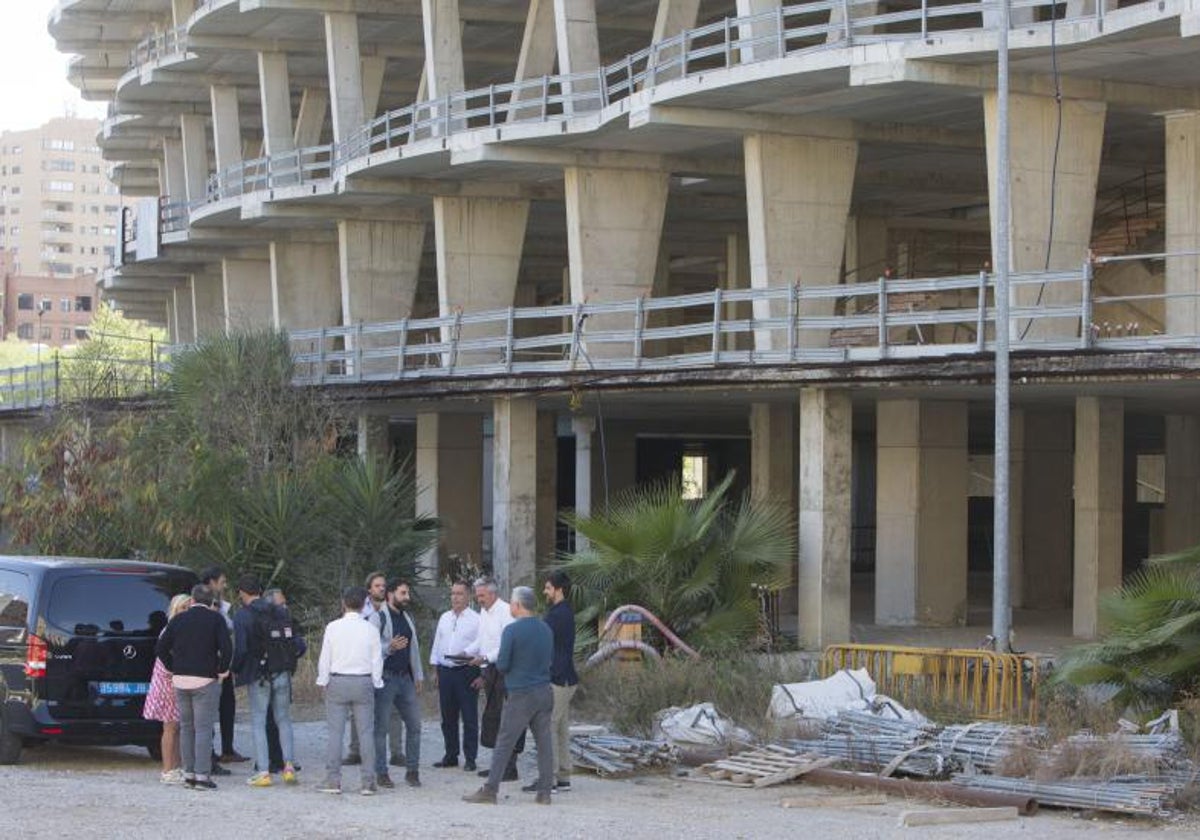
[43, 1, 1200, 647]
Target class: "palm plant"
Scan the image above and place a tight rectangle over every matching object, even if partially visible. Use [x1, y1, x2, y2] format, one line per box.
[558, 471, 794, 651]
[1056, 546, 1200, 712]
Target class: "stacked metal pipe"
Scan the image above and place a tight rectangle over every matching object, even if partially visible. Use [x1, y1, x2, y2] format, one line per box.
[1062, 731, 1186, 763]
[951, 773, 1180, 817]
[787, 711, 946, 778]
[935, 722, 1046, 774]
[570, 734, 676, 776]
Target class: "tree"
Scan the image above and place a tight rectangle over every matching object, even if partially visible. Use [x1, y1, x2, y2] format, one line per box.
[557, 471, 794, 651]
[59, 303, 166, 400]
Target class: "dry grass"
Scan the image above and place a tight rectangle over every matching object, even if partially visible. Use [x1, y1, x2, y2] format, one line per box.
[1040, 739, 1159, 781]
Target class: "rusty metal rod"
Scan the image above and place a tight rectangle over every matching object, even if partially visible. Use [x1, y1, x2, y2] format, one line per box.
[800, 768, 1038, 816]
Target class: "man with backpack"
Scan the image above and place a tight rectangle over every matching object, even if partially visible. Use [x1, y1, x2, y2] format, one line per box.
[232, 574, 300, 788]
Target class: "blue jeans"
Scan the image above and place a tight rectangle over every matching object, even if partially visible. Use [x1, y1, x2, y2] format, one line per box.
[374, 672, 421, 775]
[248, 672, 294, 772]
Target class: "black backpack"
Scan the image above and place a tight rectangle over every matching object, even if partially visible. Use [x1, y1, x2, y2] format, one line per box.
[253, 603, 299, 676]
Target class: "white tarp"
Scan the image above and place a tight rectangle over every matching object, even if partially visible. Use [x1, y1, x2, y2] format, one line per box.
[658, 702, 754, 748]
[768, 668, 877, 720]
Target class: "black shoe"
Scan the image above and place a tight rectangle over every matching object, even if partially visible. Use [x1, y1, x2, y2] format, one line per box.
[555, 780, 571, 792]
[477, 768, 490, 778]
[191, 778, 218, 791]
[376, 773, 394, 789]
[432, 757, 458, 768]
[405, 770, 421, 788]
[342, 754, 361, 766]
[502, 765, 518, 782]
[268, 765, 283, 774]
[521, 781, 542, 793]
[390, 753, 405, 767]
[209, 763, 231, 777]
[219, 751, 250, 763]
[463, 760, 477, 772]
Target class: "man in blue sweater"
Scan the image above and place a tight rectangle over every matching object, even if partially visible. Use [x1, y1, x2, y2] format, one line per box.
[462, 586, 554, 805]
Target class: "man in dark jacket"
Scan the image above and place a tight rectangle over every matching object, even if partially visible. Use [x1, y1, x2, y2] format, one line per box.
[232, 575, 300, 788]
[155, 583, 232, 790]
[523, 570, 578, 794]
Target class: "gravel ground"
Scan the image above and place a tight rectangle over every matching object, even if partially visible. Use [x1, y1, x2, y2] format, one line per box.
[1, 709, 1196, 839]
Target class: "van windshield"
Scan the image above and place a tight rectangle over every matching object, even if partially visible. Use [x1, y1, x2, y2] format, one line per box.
[46, 573, 192, 638]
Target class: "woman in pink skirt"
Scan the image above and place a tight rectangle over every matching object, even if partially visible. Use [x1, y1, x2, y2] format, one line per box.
[144, 593, 192, 784]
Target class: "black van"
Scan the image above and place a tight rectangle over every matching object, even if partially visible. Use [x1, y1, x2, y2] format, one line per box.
[0, 557, 197, 764]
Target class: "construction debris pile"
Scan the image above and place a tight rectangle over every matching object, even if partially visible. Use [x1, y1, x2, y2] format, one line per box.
[570, 733, 676, 776]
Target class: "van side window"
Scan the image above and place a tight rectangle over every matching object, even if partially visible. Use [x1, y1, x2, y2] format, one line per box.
[0, 570, 31, 628]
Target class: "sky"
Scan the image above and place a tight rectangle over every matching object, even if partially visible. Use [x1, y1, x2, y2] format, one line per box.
[0, 1, 107, 133]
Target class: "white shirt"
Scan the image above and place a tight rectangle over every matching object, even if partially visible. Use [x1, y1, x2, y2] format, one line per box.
[429, 607, 481, 667]
[316, 612, 383, 689]
[464, 598, 512, 664]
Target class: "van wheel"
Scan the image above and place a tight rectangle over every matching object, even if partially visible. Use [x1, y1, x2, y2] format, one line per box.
[0, 706, 23, 765]
[145, 741, 162, 761]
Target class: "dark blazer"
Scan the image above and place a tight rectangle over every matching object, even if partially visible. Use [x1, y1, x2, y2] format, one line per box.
[155, 604, 233, 679]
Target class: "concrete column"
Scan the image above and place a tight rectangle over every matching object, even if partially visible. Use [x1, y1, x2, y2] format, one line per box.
[751, 402, 795, 612]
[161, 138, 186, 201]
[508, 0, 558, 121]
[744, 132, 857, 349]
[1164, 414, 1200, 552]
[493, 397, 539, 593]
[356, 415, 390, 461]
[422, 0, 465, 98]
[362, 56, 388, 119]
[179, 114, 209, 205]
[1073, 396, 1124, 638]
[417, 413, 484, 581]
[536, 411, 558, 571]
[798, 388, 852, 648]
[572, 416, 595, 550]
[270, 240, 341, 329]
[338, 219, 425, 375]
[736, 0, 782, 61]
[647, 0, 701, 83]
[1165, 111, 1200, 336]
[324, 12, 364, 144]
[210, 85, 242, 174]
[553, 0, 601, 112]
[293, 89, 329, 148]
[222, 257, 272, 331]
[257, 52, 294, 157]
[1021, 410, 1074, 610]
[433, 196, 529, 364]
[984, 93, 1105, 340]
[173, 284, 195, 344]
[875, 400, 968, 627]
[171, 0, 192, 28]
[564, 165, 669, 357]
[191, 271, 225, 338]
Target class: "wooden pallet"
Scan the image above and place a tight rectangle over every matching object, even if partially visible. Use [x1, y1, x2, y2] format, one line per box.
[686, 745, 839, 788]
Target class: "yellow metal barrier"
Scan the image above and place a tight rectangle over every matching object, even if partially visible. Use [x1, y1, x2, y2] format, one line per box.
[821, 644, 1041, 722]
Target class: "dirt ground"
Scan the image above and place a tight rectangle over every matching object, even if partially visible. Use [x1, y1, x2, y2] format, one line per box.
[1, 709, 1196, 839]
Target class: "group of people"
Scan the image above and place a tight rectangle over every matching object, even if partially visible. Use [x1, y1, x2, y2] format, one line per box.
[145, 565, 579, 806]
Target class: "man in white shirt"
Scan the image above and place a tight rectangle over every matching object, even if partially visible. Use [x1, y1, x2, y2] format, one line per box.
[465, 576, 521, 781]
[428, 580, 482, 771]
[316, 586, 383, 796]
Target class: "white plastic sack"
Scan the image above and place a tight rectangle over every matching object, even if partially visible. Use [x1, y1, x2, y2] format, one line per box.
[658, 702, 753, 748]
[768, 668, 876, 720]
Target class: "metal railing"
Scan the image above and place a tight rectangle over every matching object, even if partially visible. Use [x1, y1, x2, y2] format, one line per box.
[128, 26, 188, 70]
[159, 197, 189, 233]
[203, 145, 334, 206]
[0, 354, 165, 411]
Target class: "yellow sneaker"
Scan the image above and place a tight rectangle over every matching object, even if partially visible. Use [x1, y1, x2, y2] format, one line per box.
[247, 772, 273, 788]
[282, 765, 297, 785]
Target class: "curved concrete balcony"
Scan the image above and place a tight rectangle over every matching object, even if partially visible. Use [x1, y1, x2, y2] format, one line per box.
[191, 145, 336, 225]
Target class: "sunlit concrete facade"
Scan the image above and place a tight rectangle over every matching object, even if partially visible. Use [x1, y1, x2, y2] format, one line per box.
[46, 0, 1200, 644]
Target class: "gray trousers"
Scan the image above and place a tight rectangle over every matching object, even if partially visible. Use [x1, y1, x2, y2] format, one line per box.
[176, 681, 221, 778]
[324, 675, 375, 787]
[485, 683, 554, 795]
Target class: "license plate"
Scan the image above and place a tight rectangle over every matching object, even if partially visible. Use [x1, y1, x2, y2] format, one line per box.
[96, 682, 149, 696]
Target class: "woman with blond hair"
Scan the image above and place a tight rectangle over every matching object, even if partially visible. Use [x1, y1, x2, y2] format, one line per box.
[143, 593, 192, 783]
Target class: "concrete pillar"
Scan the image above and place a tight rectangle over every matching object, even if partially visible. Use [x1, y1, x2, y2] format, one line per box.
[493, 397, 539, 593]
[508, 0, 558, 121]
[179, 114, 209, 205]
[257, 52, 294, 157]
[362, 56, 388, 119]
[564, 165, 669, 357]
[553, 0, 601, 112]
[161, 138, 186, 201]
[210, 85, 242, 174]
[356, 414, 390, 461]
[433, 196, 529, 364]
[572, 416, 595, 550]
[1165, 111, 1200, 336]
[293, 89, 329, 148]
[536, 411, 558, 571]
[171, 0, 192, 28]
[173, 284, 195, 344]
[751, 402, 795, 611]
[736, 0, 782, 62]
[270, 240, 341, 330]
[417, 413, 484, 580]
[647, 0, 701, 83]
[744, 132, 857, 349]
[324, 12, 364, 144]
[798, 388, 852, 648]
[422, 0, 465, 98]
[984, 93, 1105, 340]
[222, 258, 272, 332]
[1164, 415, 1200, 552]
[1073, 396, 1124, 638]
[192, 271, 225, 338]
[875, 400, 968, 627]
[1021, 410, 1074, 610]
